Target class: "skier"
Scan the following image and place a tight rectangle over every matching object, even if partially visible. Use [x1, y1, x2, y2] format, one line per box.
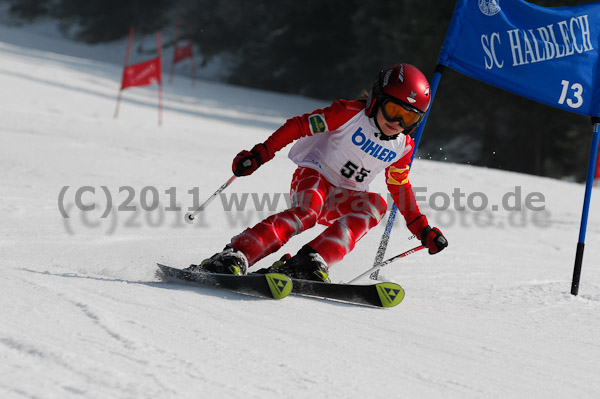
[190, 63, 448, 281]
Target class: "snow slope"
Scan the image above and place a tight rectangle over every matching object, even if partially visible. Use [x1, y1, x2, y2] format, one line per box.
[1, 24, 600, 399]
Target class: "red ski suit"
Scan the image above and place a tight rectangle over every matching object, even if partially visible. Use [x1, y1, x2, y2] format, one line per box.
[230, 100, 429, 268]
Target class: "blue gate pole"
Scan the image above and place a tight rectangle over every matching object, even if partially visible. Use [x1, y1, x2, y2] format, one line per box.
[411, 66, 445, 160]
[370, 65, 445, 278]
[571, 117, 600, 295]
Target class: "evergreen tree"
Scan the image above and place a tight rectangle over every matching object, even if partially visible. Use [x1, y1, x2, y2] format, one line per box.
[55, 0, 168, 43]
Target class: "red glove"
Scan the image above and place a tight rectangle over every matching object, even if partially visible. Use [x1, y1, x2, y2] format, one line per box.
[232, 144, 272, 176]
[420, 226, 448, 254]
[406, 215, 447, 255]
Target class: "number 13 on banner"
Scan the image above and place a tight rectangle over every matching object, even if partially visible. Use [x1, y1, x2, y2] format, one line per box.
[558, 80, 584, 109]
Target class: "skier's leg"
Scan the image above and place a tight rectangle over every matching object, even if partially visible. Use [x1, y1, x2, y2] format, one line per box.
[230, 167, 332, 265]
[307, 190, 387, 265]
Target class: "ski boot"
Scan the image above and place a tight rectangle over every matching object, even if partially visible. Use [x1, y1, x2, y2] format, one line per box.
[258, 245, 330, 282]
[186, 246, 248, 276]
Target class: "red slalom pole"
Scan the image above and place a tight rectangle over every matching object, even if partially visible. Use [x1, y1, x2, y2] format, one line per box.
[188, 21, 195, 86]
[169, 17, 180, 83]
[156, 32, 163, 126]
[114, 27, 134, 119]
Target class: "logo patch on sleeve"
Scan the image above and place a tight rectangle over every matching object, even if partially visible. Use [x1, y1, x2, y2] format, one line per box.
[308, 114, 328, 134]
[387, 165, 410, 186]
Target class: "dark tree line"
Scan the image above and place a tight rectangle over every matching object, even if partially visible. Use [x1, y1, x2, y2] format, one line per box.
[4, 0, 595, 181]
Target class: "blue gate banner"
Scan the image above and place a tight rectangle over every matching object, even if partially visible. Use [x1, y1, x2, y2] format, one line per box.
[439, 0, 600, 117]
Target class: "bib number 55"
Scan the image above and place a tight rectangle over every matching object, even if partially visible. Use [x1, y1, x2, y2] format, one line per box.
[341, 161, 371, 183]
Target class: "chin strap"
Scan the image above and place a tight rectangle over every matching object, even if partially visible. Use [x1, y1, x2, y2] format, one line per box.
[372, 116, 400, 141]
[374, 131, 399, 141]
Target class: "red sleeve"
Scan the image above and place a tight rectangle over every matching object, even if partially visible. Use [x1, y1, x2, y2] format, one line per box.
[385, 136, 429, 238]
[261, 100, 365, 160]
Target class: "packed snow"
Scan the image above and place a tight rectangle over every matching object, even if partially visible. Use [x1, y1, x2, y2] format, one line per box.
[1, 22, 599, 399]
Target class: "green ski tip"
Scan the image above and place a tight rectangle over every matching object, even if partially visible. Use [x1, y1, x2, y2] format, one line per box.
[265, 273, 293, 299]
[376, 283, 405, 307]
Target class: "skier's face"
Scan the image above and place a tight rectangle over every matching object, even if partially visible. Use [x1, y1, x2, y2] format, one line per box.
[376, 108, 405, 136]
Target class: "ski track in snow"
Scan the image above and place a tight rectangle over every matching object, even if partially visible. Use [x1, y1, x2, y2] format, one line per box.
[1, 22, 600, 399]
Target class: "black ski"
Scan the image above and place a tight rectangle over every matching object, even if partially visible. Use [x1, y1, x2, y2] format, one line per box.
[157, 264, 292, 300]
[289, 278, 405, 308]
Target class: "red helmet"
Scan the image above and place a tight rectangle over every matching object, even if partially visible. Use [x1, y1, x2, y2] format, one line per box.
[366, 64, 431, 132]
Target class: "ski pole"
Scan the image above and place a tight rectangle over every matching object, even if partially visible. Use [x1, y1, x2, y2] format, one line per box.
[370, 235, 419, 280]
[185, 175, 237, 223]
[347, 245, 425, 283]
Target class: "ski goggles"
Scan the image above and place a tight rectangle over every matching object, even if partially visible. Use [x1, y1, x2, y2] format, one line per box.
[381, 99, 424, 129]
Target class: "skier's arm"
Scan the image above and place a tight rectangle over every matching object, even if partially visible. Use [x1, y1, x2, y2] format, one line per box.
[385, 163, 429, 238]
[385, 139, 448, 254]
[232, 100, 364, 176]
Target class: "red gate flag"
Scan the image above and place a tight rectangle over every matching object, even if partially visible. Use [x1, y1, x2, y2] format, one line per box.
[173, 42, 193, 64]
[169, 18, 195, 85]
[121, 57, 162, 89]
[114, 28, 163, 125]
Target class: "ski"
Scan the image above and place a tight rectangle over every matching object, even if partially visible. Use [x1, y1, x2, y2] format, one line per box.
[289, 278, 405, 308]
[157, 263, 292, 300]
